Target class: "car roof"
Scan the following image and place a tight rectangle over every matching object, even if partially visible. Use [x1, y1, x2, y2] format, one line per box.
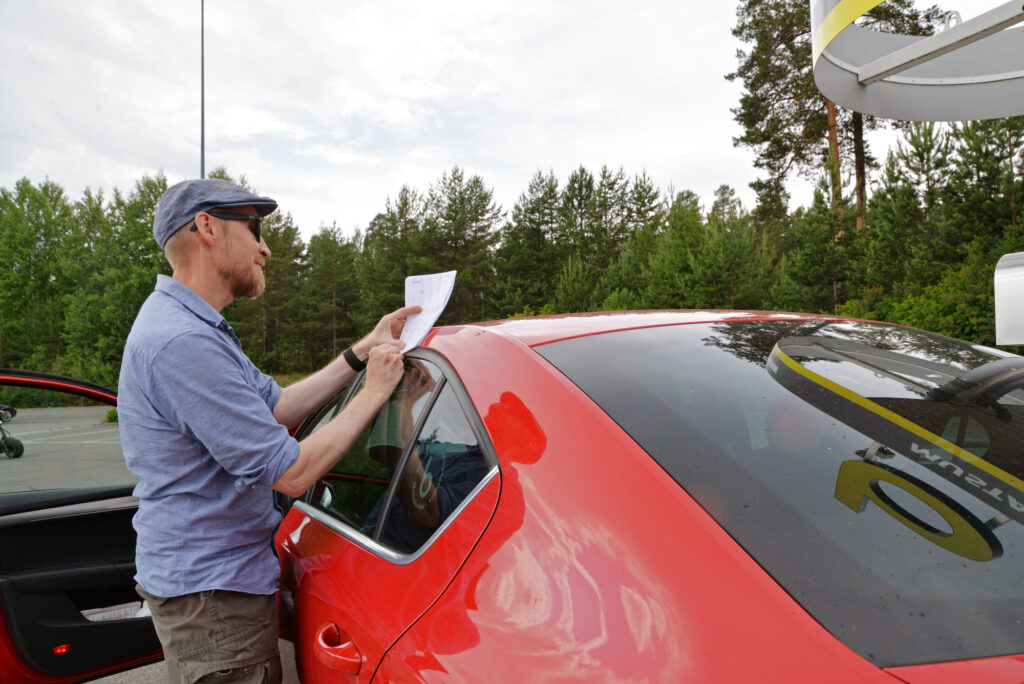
[437, 310, 848, 348]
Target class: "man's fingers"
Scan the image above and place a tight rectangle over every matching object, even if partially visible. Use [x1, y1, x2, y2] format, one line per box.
[393, 305, 423, 318]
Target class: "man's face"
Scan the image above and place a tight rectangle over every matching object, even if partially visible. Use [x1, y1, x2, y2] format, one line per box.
[212, 205, 271, 299]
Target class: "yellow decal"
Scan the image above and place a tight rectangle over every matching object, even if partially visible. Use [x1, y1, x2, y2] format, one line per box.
[773, 347, 1024, 494]
[812, 0, 885, 63]
[835, 460, 1001, 561]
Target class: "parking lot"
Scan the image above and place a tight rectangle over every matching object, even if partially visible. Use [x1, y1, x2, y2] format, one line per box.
[1, 405, 133, 492]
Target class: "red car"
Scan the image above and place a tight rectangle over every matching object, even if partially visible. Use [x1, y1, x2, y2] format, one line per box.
[2, 312, 1023, 682]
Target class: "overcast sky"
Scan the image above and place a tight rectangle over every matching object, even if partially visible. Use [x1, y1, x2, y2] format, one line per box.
[0, 1, 1010, 240]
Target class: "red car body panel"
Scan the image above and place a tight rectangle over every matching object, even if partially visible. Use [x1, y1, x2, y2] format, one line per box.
[0, 373, 116, 406]
[275, 472, 500, 683]
[464, 309, 847, 347]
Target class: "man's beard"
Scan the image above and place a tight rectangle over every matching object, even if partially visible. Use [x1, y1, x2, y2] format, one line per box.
[220, 265, 265, 299]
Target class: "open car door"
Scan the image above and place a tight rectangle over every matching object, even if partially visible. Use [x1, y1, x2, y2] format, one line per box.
[0, 370, 160, 683]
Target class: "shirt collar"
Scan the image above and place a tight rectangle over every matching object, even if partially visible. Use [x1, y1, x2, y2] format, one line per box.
[155, 275, 227, 329]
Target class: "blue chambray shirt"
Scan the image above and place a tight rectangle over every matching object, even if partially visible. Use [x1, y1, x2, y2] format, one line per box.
[118, 275, 300, 597]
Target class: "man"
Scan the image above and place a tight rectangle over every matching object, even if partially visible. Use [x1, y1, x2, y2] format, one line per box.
[118, 178, 418, 683]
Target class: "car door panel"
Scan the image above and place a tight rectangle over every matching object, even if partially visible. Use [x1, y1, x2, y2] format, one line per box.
[277, 351, 500, 683]
[0, 371, 160, 683]
[277, 472, 499, 684]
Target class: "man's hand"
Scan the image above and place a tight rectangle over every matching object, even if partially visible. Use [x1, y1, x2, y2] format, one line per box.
[400, 358, 436, 404]
[275, 343, 406, 497]
[363, 344, 405, 401]
[356, 305, 422, 357]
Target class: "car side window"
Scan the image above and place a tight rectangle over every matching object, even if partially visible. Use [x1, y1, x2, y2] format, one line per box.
[0, 382, 132, 496]
[306, 357, 492, 555]
[366, 381, 492, 554]
[308, 359, 442, 531]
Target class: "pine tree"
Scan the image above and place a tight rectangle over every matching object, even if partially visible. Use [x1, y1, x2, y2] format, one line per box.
[0, 178, 78, 370]
[59, 174, 169, 386]
[357, 186, 424, 330]
[728, 0, 941, 217]
[421, 168, 502, 323]
[303, 225, 361, 370]
[491, 170, 560, 317]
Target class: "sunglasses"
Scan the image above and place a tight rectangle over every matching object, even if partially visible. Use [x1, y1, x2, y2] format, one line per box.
[190, 210, 263, 243]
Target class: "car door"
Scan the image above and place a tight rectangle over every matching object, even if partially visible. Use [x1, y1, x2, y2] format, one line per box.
[0, 369, 160, 683]
[276, 351, 499, 684]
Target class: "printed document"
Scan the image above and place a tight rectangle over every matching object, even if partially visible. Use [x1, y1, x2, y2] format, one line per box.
[401, 270, 457, 352]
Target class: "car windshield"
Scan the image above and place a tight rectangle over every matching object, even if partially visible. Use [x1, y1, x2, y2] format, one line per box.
[535, 320, 1024, 668]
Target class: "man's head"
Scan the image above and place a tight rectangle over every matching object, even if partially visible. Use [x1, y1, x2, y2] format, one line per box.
[156, 180, 278, 306]
[153, 179, 277, 249]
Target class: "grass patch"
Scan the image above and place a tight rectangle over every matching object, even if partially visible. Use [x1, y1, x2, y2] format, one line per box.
[274, 373, 305, 388]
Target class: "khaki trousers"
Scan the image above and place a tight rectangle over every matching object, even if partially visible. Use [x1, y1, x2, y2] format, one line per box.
[137, 585, 282, 684]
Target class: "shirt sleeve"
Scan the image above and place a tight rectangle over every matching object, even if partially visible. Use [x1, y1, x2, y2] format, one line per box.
[148, 329, 299, 491]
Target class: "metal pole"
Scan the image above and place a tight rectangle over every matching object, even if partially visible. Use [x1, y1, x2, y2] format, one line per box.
[201, 0, 205, 178]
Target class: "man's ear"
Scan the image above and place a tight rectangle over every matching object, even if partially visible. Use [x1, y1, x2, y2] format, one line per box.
[191, 212, 218, 247]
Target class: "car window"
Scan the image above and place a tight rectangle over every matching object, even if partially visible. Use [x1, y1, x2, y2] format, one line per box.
[307, 359, 443, 531]
[0, 382, 132, 496]
[535, 320, 1024, 668]
[364, 381, 491, 554]
[305, 357, 491, 555]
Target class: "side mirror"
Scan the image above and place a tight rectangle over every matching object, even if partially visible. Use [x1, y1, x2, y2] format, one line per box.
[994, 252, 1024, 345]
[312, 481, 334, 508]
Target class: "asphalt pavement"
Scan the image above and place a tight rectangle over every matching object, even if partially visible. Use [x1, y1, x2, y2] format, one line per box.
[0, 405, 133, 492]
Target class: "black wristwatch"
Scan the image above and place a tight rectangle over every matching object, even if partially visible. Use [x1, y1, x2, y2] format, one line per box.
[343, 346, 366, 372]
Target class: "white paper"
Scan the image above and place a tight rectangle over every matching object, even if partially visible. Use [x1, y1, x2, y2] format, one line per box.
[401, 270, 456, 352]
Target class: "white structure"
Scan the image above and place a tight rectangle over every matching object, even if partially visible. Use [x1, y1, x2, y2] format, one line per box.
[811, 0, 1024, 121]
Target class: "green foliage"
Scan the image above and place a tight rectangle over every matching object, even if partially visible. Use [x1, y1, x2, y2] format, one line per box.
[420, 168, 502, 323]
[683, 210, 776, 310]
[60, 174, 170, 386]
[303, 225, 361, 370]
[642, 191, 703, 308]
[357, 186, 424, 331]
[773, 183, 855, 313]
[550, 254, 598, 314]
[2, 114, 1023, 389]
[0, 178, 77, 368]
[888, 242, 998, 346]
[491, 171, 561, 317]
[226, 210, 309, 373]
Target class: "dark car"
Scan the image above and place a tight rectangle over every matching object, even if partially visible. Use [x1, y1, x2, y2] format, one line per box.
[2, 312, 1023, 682]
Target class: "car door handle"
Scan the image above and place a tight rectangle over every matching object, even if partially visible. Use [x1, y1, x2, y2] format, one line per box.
[314, 622, 362, 675]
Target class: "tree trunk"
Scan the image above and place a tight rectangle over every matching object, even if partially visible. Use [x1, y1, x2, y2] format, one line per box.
[853, 111, 866, 228]
[826, 98, 842, 212]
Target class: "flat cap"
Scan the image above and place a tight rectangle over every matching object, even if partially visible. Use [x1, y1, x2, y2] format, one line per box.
[153, 179, 278, 248]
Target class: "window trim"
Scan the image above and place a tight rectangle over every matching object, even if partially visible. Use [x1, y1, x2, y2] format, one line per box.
[293, 467, 499, 565]
[293, 348, 500, 563]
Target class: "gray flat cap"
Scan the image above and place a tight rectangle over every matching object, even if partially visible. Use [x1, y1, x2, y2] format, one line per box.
[153, 179, 278, 248]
